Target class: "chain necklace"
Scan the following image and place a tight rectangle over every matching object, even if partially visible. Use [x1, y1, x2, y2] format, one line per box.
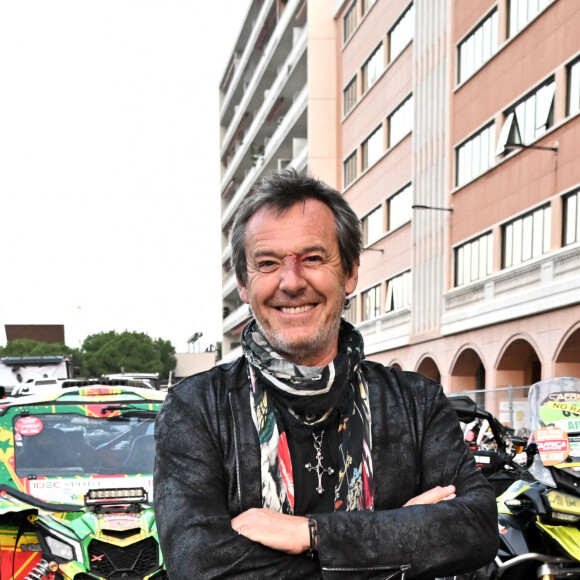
[305, 429, 334, 494]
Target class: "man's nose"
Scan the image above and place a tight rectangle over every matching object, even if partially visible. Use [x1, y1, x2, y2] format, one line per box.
[278, 256, 307, 293]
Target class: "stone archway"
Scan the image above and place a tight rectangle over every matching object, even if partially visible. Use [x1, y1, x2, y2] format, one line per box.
[449, 347, 486, 406]
[493, 337, 541, 429]
[554, 326, 580, 377]
[416, 356, 441, 384]
[496, 337, 541, 388]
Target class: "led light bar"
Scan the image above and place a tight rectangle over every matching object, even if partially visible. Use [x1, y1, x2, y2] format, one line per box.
[85, 487, 147, 505]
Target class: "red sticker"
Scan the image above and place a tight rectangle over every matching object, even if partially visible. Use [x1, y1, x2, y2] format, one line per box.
[15, 417, 44, 436]
[536, 426, 570, 466]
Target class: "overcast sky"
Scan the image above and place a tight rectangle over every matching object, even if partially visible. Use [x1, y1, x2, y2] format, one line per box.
[0, 1, 251, 352]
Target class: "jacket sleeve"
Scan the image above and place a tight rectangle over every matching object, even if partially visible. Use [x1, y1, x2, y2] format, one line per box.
[314, 378, 499, 579]
[153, 384, 320, 579]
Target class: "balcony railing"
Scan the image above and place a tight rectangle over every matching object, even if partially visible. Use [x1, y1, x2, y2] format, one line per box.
[442, 244, 580, 335]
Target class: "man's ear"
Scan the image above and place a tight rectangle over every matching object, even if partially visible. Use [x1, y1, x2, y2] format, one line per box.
[345, 262, 359, 295]
[237, 279, 250, 304]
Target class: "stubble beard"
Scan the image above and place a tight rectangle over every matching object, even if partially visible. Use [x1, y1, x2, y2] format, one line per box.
[253, 290, 346, 366]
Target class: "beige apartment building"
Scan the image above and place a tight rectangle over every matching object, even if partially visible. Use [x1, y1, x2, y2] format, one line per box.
[220, 0, 580, 415]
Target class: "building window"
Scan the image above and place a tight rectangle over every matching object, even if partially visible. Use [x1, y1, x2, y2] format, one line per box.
[568, 58, 580, 116]
[503, 205, 551, 268]
[362, 125, 383, 170]
[564, 190, 580, 246]
[458, 10, 498, 84]
[456, 123, 495, 187]
[363, 205, 383, 246]
[362, 43, 383, 93]
[385, 271, 412, 312]
[496, 79, 555, 155]
[343, 76, 357, 116]
[362, 0, 376, 15]
[388, 184, 412, 231]
[455, 233, 493, 287]
[389, 95, 413, 148]
[343, 1, 358, 43]
[389, 3, 414, 62]
[362, 284, 381, 320]
[343, 151, 357, 187]
[508, 0, 554, 38]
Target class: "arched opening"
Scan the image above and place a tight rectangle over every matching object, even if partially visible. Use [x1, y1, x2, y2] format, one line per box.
[493, 337, 541, 430]
[416, 357, 441, 384]
[554, 326, 580, 377]
[389, 361, 403, 371]
[449, 347, 486, 407]
[496, 338, 541, 387]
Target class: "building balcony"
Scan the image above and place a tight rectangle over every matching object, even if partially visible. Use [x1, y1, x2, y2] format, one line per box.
[222, 242, 232, 266]
[220, 25, 308, 189]
[442, 244, 580, 335]
[221, 84, 308, 230]
[220, 0, 306, 148]
[220, 0, 274, 123]
[222, 270, 238, 302]
[356, 308, 412, 355]
[223, 302, 251, 335]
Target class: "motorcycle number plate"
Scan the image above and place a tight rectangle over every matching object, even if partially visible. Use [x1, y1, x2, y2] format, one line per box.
[536, 426, 570, 466]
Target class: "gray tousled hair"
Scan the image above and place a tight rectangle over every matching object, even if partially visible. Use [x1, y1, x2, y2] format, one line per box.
[231, 169, 363, 287]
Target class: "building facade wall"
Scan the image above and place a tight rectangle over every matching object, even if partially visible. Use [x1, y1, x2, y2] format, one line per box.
[335, 0, 580, 400]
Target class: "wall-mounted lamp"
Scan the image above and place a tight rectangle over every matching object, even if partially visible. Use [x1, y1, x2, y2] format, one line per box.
[412, 204, 454, 213]
[495, 107, 559, 156]
[503, 142, 558, 154]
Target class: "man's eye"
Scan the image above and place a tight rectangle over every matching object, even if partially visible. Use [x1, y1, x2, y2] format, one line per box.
[257, 261, 278, 272]
[304, 256, 323, 265]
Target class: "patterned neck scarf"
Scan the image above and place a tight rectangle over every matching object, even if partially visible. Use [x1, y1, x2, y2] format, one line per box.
[241, 319, 374, 515]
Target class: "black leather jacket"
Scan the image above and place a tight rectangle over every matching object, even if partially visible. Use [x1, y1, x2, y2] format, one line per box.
[154, 358, 498, 579]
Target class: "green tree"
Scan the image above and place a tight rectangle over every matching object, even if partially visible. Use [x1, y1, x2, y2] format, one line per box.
[155, 337, 178, 378]
[82, 330, 176, 379]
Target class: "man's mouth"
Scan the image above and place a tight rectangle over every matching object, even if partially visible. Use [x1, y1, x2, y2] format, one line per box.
[278, 304, 315, 314]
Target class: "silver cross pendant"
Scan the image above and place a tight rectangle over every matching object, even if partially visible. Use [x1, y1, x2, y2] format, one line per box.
[305, 429, 334, 494]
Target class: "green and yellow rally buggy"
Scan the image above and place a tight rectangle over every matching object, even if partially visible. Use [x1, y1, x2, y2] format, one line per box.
[0, 379, 167, 579]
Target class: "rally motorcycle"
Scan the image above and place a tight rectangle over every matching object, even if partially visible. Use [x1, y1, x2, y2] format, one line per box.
[450, 394, 526, 498]
[0, 379, 167, 579]
[449, 377, 580, 579]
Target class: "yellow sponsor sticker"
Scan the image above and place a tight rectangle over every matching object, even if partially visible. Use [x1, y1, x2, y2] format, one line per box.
[546, 401, 580, 415]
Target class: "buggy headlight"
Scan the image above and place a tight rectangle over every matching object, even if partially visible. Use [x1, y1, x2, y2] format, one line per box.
[44, 533, 81, 561]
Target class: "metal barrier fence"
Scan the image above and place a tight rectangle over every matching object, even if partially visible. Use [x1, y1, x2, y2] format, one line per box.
[447, 385, 532, 432]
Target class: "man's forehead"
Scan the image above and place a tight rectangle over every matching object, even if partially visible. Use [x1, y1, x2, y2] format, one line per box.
[244, 202, 338, 257]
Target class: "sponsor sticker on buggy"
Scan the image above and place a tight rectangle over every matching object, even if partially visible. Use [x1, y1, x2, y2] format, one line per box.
[536, 426, 570, 466]
[14, 417, 44, 436]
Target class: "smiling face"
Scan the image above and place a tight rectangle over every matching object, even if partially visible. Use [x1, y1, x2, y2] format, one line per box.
[237, 199, 358, 367]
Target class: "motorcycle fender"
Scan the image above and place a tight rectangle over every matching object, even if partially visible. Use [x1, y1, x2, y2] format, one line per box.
[537, 523, 580, 560]
[497, 514, 531, 558]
